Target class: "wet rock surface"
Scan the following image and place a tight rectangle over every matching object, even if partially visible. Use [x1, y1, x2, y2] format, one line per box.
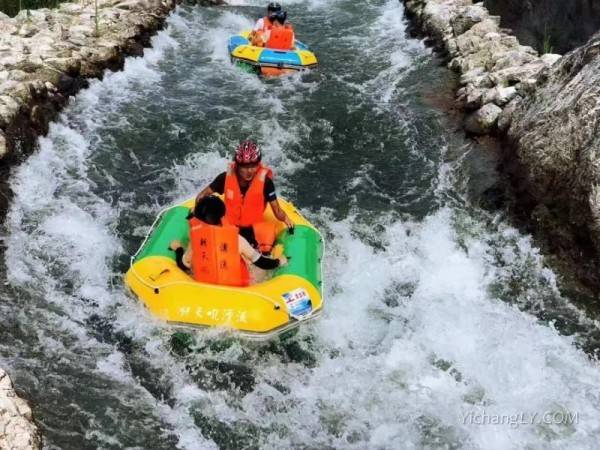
[0, 368, 41, 450]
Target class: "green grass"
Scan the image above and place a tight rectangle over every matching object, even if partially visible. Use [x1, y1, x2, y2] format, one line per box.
[0, 0, 73, 17]
[541, 24, 555, 55]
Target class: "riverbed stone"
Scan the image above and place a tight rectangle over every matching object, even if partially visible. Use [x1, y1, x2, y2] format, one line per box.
[491, 50, 536, 71]
[0, 369, 41, 450]
[464, 103, 502, 134]
[497, 95, 521, 132]
[482, 85, 517, 106]
[464, 86, 483, 110]
[451, 4, 488, 36]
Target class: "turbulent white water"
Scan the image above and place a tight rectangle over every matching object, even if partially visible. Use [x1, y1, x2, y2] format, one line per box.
[2, 1, 600, 449]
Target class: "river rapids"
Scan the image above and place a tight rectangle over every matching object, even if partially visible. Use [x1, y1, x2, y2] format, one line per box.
[1, 1, 600, 448]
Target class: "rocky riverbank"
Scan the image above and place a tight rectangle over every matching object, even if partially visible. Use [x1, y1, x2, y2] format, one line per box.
[403, 0, 561, 136]
[0, 0, 181, 165]
[0, 369, 40, 450]
[403, 0, 600, 295]
[505, 31, 600, 292]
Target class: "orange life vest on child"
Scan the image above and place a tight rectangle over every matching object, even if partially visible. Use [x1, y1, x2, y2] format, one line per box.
[266, 27, 294, 50]
[189, 217, 249, 287]
[224, 163, 273, 227]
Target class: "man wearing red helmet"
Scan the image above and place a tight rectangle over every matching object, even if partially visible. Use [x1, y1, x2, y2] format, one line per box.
[195, 140, 294, 253]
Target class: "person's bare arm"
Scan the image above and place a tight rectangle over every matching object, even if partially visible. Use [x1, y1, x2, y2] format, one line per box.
[239, 236, 287, 269]
[269, 199, 294, 229]
[195, 185, 214, 205]
[169, 240, 191, 271]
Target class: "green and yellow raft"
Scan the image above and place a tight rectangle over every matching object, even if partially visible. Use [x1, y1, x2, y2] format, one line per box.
[125, 198, 323, 338]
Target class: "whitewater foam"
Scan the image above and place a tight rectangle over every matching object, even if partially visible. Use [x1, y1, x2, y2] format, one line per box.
[3, 2, 600, 449]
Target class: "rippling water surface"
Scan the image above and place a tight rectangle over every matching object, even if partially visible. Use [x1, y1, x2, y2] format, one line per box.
[2, 1, 600, 448]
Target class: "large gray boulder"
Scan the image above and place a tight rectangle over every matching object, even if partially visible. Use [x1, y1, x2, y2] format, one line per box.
[506, 31, 600, 286]
[464, 102, 502, 134]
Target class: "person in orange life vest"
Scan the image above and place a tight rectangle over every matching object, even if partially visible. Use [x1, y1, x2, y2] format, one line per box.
[249, 2, 280, 46]
[194, 140, 294, 253]
[251, 9, 295, 49]
[263, 11, 295, 50]
[169, 196, 287, 286]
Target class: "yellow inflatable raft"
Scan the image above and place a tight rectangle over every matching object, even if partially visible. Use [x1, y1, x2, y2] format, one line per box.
[125, 198, 324, 339]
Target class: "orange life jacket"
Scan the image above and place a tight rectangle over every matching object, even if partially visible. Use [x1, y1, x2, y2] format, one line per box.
[266, 27, 294, 50]
[224, 163, 273, 227]
[188, 217, 249, 287]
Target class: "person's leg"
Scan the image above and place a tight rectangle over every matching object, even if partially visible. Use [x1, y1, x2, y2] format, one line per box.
[239, 226, 258, 248]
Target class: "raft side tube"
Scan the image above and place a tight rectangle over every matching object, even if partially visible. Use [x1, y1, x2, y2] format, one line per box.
[259, 49, 303, 66]
[126, 197, 324, 335]
[126, 256, 322, 333]
[274, 225, 322, 294]
[135, 206, 190, 262]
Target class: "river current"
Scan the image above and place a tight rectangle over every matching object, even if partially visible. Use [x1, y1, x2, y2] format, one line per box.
[1, 1, 600, 449]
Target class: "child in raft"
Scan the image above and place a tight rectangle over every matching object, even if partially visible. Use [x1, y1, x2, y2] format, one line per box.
[169, 196, 287, 286]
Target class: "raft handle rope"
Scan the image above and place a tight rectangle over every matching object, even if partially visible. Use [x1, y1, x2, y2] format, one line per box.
[130, 204, 174, 262]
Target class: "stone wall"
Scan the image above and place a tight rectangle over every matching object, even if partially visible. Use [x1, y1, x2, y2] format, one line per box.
[403, 0, 561, 135]
[0, 0, 181, 164]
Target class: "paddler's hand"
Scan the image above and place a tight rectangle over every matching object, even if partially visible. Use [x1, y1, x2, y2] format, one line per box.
[278, 255, 288, 267]
[284, 216, 294, 231]
[169, 240, 183, 251]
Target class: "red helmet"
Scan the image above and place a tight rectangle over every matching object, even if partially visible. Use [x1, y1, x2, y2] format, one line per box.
[234, 140, 261, 165]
